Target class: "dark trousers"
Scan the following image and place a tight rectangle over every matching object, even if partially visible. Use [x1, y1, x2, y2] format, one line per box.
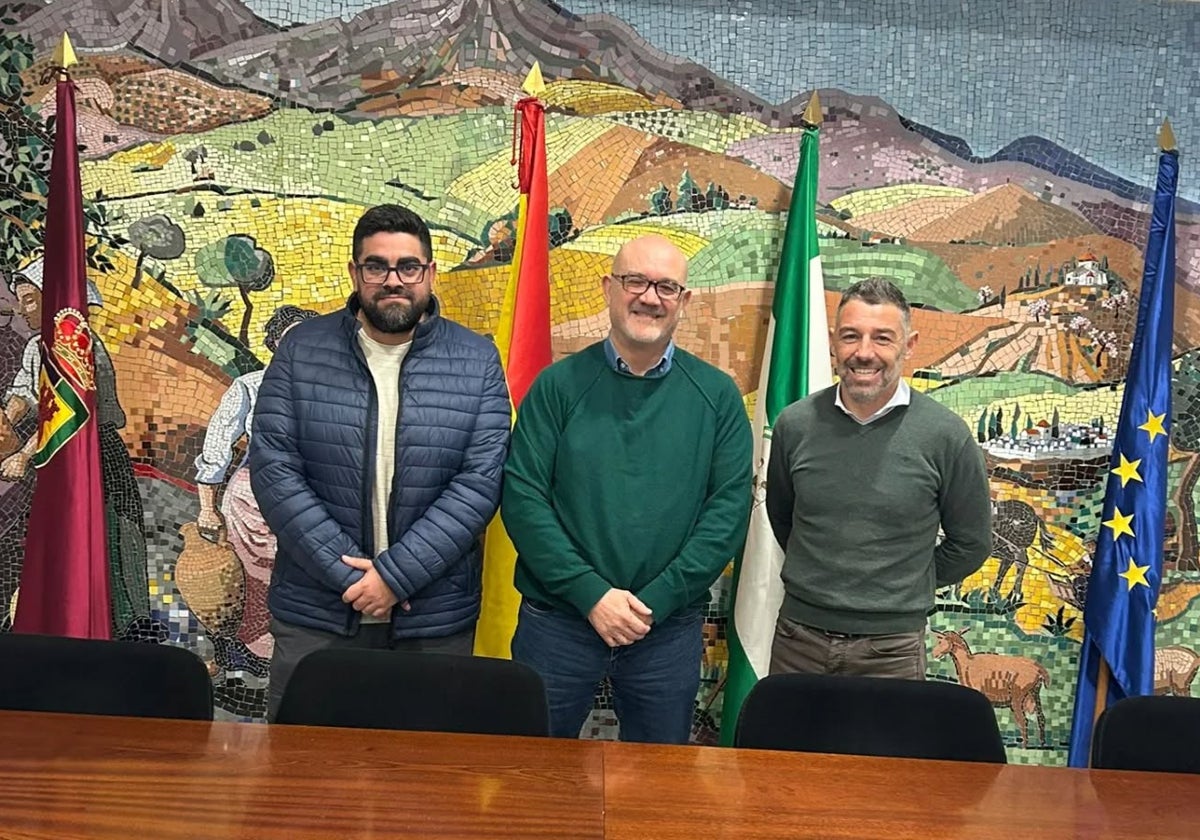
[511, 599, 702, 744]
[267, 617, 475, 721]
[769, 616, 927, 680]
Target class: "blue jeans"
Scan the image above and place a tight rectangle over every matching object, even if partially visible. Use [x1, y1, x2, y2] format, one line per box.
[511, 599, 702, 744]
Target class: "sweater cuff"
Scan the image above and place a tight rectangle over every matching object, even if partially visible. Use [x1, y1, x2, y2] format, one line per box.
[565, 574, 614, 619]
[636, 577, 680, 622]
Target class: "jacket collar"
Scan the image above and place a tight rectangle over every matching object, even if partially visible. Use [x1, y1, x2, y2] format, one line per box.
[343, 292, 441, 351]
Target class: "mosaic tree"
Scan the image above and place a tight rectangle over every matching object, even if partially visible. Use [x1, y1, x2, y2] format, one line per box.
[648, 183, 672, 215]
[0, 22, 51, 274]
[676, 170, 702, 212]
[1171, 348, 1200, 571]
[82, 192, 129, 276]
[127, 214, 185, 289]
[477, 210, 518, 264]
[705, 181, 730, 210]
[548, 207, 575, 248]
[0, 26, 125, 277]
[195, 234, 275, 348]
[1027, 298, 1050, 322]
[476, 207, 576, 263]
[182, 145, 210, 179]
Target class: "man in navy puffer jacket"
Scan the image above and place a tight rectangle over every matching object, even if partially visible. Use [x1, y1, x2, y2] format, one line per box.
[250, 205, 511, 719]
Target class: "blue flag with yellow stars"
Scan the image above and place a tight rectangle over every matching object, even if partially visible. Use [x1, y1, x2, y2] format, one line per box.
[1067, 145, 1177, 767]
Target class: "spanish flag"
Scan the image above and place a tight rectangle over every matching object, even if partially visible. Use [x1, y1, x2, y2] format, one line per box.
[474, 64, 552, 657]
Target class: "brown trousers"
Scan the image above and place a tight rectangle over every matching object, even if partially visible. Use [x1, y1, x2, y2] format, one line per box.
[769, 616, 927, 680]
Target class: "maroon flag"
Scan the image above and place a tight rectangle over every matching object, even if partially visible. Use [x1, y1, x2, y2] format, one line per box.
[13, 70, 112, 638]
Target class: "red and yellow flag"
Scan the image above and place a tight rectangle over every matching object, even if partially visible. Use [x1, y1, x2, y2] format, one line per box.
[475, 64, 552, 657]
[14, 35, 113, 639]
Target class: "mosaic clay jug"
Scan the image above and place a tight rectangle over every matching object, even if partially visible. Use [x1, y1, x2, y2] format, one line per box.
[175, 521, 245, 638]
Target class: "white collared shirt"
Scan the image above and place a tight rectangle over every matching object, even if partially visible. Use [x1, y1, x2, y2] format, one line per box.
[835, 379, 912, 425]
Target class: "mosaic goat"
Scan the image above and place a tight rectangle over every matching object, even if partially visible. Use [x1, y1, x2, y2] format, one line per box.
[931, 628, 1050, 749]
[1154, 646, 1200, 697]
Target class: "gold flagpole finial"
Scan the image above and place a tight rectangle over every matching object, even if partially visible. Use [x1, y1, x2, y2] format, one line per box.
[1159, 118, 1177, 153]
[53, 33, 78, 75]
[801, 90, 822, 129]
[522, 61, 546, 97]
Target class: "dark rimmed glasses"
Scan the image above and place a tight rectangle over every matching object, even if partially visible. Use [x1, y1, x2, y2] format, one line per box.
[612, 273, 687, 300]
[356, 260, 433, 285]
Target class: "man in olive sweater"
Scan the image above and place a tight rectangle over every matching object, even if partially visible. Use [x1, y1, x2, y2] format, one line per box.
[765, 278, 991, 679]
[503, 235, 752, 743]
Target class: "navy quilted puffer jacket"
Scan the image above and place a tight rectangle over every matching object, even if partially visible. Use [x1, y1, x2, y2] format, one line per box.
[249, 295, 511, 638]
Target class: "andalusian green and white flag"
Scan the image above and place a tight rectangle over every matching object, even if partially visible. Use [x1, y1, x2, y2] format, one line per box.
[721, 93, 832, 744]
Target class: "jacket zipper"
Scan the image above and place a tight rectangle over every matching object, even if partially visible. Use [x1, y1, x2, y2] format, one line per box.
[352, 332, 415, 632]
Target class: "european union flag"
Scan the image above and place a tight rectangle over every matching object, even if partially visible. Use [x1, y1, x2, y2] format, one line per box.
[1067, 142, 1177, 767]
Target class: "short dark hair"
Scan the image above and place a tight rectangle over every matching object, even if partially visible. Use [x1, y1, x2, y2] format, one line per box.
[838, 277, 911, 331]
[263, 304, 319, 352]
[352, 204, 433, 262]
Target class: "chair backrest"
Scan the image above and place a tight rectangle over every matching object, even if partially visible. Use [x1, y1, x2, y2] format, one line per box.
[735, 673, 1007, 763]
[1092, 695, 1200, 773]
[0, 633, 213, 720]
[275, 649, 549, 736]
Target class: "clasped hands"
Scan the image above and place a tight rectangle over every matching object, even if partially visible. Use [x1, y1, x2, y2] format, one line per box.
[588, 588, 653, 647]
[341, 555, 410, 619]
[340, 561, 651, 640]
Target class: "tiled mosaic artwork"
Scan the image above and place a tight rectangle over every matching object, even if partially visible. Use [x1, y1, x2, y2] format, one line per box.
[2, 0, 1200, 762]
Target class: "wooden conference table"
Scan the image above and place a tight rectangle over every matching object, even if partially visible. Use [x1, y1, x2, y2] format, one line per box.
[0, 711, 1196, 839]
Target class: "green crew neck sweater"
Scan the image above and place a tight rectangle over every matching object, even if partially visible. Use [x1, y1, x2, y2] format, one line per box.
[765, 386, 992, 634]
[503, 342, 753, 620]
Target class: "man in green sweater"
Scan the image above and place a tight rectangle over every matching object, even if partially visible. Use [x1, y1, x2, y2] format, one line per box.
[503, 234, 752, 743]
[765, 278, 991, 679]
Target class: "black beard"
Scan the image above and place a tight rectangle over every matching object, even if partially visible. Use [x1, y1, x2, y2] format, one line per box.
[360, 290, 426, 334]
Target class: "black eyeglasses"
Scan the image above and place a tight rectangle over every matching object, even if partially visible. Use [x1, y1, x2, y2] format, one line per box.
[356, 261, 432, 285]
[612, 273, 687, 300]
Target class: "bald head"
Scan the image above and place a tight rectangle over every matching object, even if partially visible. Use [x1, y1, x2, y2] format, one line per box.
[603, 234, 691, 368]
[612, 234, 688, 283]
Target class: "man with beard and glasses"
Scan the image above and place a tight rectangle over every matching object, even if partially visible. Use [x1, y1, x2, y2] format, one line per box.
[502, 234, 752, 743]
[765, 277, 991, 680]
[250, 204, 511, 720]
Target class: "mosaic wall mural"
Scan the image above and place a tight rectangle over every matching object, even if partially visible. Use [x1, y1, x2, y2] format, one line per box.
[3, 0, 1200, 763]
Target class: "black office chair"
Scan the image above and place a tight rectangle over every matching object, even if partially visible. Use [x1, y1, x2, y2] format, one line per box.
[1091, 695, 1200, 773]
[0, 632, 213, 720]
[735, 673, 1007, 763]
[275, 649, 550, 736]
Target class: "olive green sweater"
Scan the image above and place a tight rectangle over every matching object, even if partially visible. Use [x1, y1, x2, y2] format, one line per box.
[765, 386, 992, 634]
